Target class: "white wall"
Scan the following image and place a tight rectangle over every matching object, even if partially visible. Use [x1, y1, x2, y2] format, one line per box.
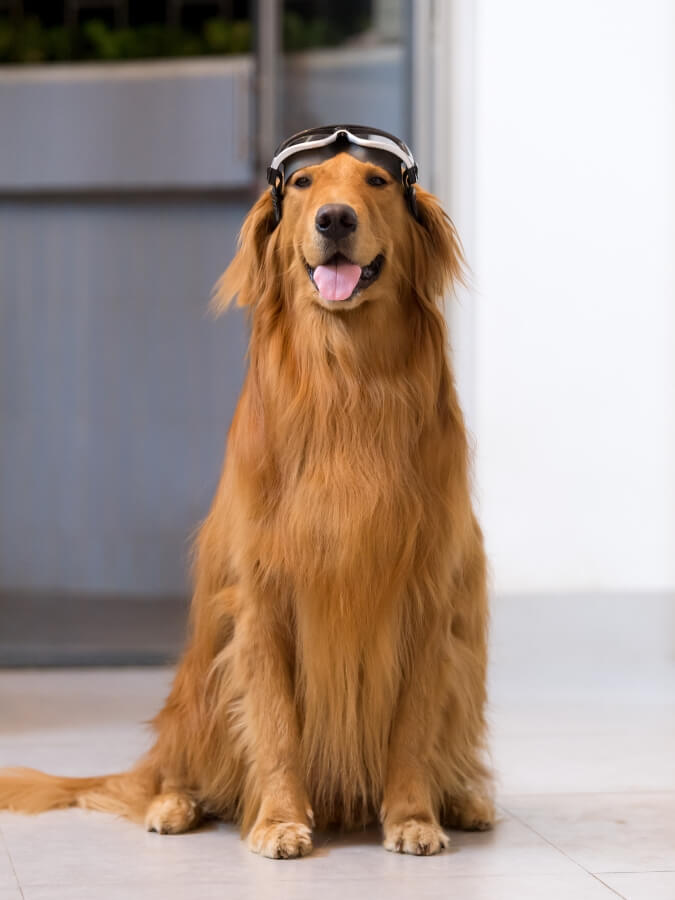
[471, 0, 675, 594]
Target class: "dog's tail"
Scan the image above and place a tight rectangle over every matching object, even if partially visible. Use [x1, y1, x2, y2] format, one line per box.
[0, 766, 154, 822]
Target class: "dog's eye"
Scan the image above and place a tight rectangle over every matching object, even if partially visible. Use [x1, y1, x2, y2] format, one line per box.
[367, 175, 388, 187]
[293, 175, 312, 188]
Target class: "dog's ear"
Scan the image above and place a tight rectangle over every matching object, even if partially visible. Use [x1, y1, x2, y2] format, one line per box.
[411, 187, 466, 301]
[212, 190, 278, 314]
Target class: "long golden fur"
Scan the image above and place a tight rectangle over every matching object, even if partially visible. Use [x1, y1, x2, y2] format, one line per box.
[0, 152, 494, 857]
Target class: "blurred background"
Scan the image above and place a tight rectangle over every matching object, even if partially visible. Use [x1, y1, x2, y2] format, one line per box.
[0, 0, 673, 674]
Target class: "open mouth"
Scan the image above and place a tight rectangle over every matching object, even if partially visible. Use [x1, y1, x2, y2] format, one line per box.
[306, 253, 384, 303]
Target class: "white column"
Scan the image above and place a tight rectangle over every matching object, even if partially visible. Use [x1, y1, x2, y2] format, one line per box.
[411, 0, 478, 434]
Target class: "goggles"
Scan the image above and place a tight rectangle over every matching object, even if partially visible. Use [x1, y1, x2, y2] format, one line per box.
[266, 125, 420, 224]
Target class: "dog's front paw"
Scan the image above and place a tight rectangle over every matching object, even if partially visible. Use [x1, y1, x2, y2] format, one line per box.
[383, 818, 449, 856]
[248, 819, 313, 859]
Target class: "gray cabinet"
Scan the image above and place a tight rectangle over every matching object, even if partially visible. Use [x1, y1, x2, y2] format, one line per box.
[0, 58, 254, 190]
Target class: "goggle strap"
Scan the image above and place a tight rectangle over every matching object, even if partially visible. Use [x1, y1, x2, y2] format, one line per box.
[266, 167, 284, 226]
[267, 166, 282, 187]
[271, 185, 283, 225]
[403, 164, 418, 187]
[405, 184, 419, 221]
[402, 164, 420, 221]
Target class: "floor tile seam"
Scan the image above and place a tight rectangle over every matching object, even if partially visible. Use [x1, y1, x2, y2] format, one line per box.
[0, 828, 23, 899]
[592, 873, 629, 899]
[593, 869, 675, 875]
[2, 869, 648, 891]
[0, 866, 618, 889]
[499, 804, 626, 898]
[499, 789, 675, 799]
[494, 734, 675, 740]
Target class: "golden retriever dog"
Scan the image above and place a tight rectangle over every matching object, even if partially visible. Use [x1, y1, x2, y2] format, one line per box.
[0, 144, 494, 858]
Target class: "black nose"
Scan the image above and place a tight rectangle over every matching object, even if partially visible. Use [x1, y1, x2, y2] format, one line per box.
[315, 204, 358, 240]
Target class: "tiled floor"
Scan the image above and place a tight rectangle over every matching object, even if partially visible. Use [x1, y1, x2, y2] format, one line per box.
[0, 653, 674, 899]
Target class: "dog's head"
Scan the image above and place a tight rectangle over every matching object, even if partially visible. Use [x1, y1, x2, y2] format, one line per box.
[215, 152, 463, 317]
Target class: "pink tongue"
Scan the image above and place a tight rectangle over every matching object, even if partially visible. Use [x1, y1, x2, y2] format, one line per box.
[313, 259, 362, 302]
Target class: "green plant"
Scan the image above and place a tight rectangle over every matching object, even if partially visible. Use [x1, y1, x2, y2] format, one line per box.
[283, 11, 342, 52]
[0, 13, 368, 65]
[203, 18, 252, 55]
